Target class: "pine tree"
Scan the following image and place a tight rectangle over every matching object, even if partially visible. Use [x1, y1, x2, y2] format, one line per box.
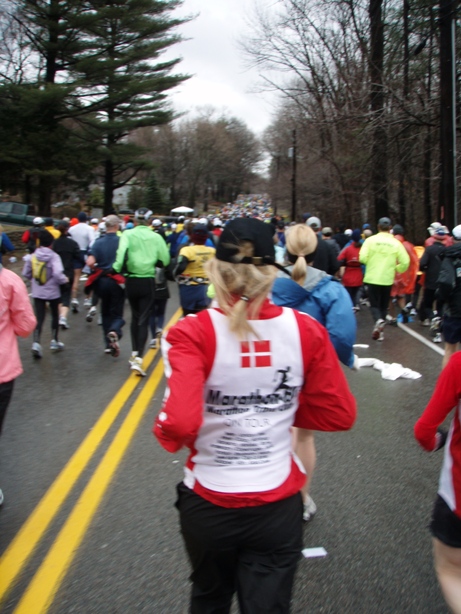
[74, 0, 189, 214]
[11, 0, 91, 212]
[144, 171, 164, 211]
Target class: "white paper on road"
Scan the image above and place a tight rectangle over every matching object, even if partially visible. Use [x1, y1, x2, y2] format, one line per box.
[302, 547, 328, 558]
[356, 357, 421, 380]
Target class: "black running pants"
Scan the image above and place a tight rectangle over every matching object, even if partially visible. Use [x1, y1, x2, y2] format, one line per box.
[0, 380, 14, 435]
[33, 297, 60, 342]
[125, 277, 155, 357]
[367, 284, 392, 322]
[176, 482, 303, 614]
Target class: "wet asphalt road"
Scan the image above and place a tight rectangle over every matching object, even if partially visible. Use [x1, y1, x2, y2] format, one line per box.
[0, 278, 451, 613]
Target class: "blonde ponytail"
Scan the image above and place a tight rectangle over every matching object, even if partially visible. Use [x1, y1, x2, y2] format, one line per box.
[291, 256, 308, 286]
[285, 224, 318, 287]
[206, 243, 277, 340]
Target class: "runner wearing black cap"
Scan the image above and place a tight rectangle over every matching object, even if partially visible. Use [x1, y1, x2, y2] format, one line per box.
[154, 217, 356, 613]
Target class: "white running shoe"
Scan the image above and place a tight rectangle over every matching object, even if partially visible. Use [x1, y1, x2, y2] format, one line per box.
[303, 495, 317, 522]
[31, 342, 42, 358]
[372, 319, 385, 340]
[149, 338, 157, 349]
[71, 299, 79, 313]
[107, 332, 120, 357]
[59, 316, 69, 329]
[86, 306, 97, 322]
[83, 297, 92, 307]
[50, 339, 65, 352]
[433, 333, 443, 343]
[130, 356, 146, 377]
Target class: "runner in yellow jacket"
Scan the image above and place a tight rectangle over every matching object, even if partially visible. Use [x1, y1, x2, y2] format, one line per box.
[359, 217, 410, 341]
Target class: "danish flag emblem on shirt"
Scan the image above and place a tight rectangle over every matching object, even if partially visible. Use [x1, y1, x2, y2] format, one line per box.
[240, 340, 272, 368]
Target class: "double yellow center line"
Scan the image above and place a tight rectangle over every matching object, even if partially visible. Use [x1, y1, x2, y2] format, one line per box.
[0, 308, 181, 613]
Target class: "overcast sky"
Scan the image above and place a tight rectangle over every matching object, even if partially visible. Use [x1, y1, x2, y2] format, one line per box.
[165, 0, 279, 136]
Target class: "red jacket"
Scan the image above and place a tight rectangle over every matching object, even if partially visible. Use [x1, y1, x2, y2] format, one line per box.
[338, 243, 363, 287]
[415, 352, 461, 518]
[154, 301, 356, 507]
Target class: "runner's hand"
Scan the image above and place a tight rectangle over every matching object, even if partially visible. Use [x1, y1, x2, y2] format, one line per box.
[434, 429, 448, 451]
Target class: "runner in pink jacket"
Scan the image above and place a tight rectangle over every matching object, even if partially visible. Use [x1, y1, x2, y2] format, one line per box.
[0, 265, 36, 505]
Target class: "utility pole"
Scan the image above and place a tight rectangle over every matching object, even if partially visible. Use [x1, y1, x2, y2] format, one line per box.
[289, 129, 297, 222]
[438, 0, 457, 228]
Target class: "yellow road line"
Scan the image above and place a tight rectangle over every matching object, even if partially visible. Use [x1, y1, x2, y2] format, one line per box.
[0, 307, 181, 605]
[14, 358, 165, 614]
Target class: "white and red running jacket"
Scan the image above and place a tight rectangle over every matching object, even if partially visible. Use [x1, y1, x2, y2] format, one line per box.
[154, 300, 357, 508]
[415, 352, 461, 519]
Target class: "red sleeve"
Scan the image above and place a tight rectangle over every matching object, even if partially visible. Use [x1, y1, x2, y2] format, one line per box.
[153, 312, 216, 453]
[337, 245, 348, 263]
[21, 230, 30, 243]
[292, 311, 357, 431]
[414, 353, 461, 451]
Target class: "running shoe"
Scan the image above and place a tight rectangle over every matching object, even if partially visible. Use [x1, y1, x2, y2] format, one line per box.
[385, 315, 397, 326]
[86, 306, 97, 322]
[130, 356, 146, 377]
[107, 332, 120, 357]
[71, 298, 79, 313]
[303, 495, 317, 522]
[378, 331, 385, 341]
[433, 333, 443, 343]
[421, 319, 431, 327]
[59, 316, 69, 329]
[50, 340, 65, 352]
[400, 308, 410, 324]
[31, 342, 42, 359]
[430, 317, 442, 337]
[149, 338, 157, 349]
[372, 319, 385, 340]
[83, 297, 92, 307]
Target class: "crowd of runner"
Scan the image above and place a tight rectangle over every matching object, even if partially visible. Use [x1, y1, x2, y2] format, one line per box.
[2, 197, 461, 612]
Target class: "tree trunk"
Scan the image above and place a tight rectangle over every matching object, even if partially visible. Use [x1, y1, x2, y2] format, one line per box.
[424, 7, 435, 230]
[45, 0, 60, 84]
[398, 0, 410, 227]
[38, 176, 52, 216]
[369, 0, 388, 222]
[104, 157, 114, 215]
[438, 0, 457, 227]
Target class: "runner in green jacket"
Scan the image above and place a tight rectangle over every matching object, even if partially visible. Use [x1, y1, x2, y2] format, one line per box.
[113, 208, 170, 375]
